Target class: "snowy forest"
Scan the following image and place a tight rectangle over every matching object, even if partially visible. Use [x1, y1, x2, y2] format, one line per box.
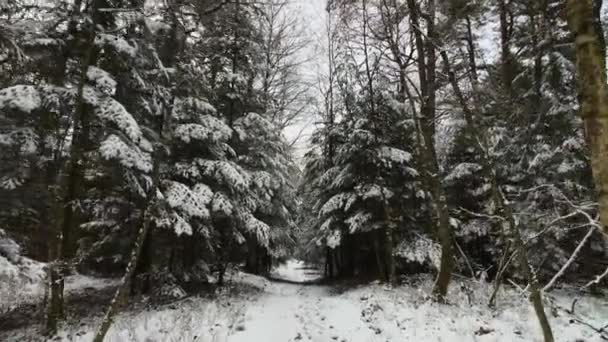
[1, 0, 608, 341]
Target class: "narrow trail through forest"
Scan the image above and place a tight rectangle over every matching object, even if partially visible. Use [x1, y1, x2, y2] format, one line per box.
[228, 261, 387, 342]
[227, 283, 383, 342]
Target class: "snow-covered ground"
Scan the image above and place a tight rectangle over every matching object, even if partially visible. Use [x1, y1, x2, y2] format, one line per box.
[0, 252, 119, 315]
[229, 270, 608, 342]
[2, 260, 607, 341]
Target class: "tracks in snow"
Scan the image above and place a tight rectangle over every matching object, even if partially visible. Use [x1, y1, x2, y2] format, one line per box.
[226, 281, 394, 342]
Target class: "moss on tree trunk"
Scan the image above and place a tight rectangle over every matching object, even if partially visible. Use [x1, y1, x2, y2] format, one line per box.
[567, 0, 608, 236]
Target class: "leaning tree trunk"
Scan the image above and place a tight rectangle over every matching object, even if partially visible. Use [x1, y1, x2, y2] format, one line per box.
[493, 187, 555, 342]
[92, 210, 154, 342]
[93, 141, 164, 342]
[566, 0, 608, 236]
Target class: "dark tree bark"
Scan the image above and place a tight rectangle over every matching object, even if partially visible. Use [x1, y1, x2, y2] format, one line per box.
[498, 0, 514, 97]
[406, 0, 453, 300]
[46, 4, 97, 334]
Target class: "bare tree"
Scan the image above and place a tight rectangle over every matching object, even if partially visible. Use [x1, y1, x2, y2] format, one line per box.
[258, 0, 313, 145]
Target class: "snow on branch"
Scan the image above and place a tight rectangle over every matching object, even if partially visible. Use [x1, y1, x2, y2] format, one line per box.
[242, 212, 270, 248]
[171, 97, 217, 120]
[326, 229, 341, 249]
[444, 162, 483, 184]
[345, 211, 373, 233]
[164, 181, 211, 219]
[197, 160, 250, 192]
[175, 117, 232, 144]
[95, 33, 137, 57]
[395, 236, 441, 270]
[84, 87, 153, 152]
[99, 134, 152, 173]
[171, 212, 193, 236]
[319, 192, 354, 218]
[87, 66, 117, 95]
[355, 183, 394, 201]
[233, 112, 279, 141]
[376, 146, 412, 165]
[211, 192, 234, 217]
[0, 85, 42, 113]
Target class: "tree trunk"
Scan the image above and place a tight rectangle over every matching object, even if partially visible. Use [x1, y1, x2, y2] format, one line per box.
[45, 254, 64, 335]
[498, 0, 514, 97]
[46, 9, 97, 334]
[246, 237, 258, 274]
[566, 0, 608, 236]
[93, 212, 153, 342]
[406, 0, 453, 300]
[385, 227, 396, 285]
[495, 187, 554, 342]
[218, 263, 226, 286]
[488, 242, 512, 307]
[373, 231, 386, 280]
[431, 189, 453, 300]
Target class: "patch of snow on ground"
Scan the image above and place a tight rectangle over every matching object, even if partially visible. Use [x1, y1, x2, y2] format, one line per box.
[0, 256, 118, 314]
[0, 254, 45, 313]
[55, 295, 245, 342]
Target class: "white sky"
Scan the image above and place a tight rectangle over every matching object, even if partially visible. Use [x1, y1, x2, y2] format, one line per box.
[283, 0, 327, 162]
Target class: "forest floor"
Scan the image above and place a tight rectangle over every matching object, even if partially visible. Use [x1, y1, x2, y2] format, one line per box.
[1, 259, 607, 341]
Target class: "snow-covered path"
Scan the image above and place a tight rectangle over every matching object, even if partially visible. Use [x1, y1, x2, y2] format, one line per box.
[228, 282, 382, 342]
[228, 259, 388, 342]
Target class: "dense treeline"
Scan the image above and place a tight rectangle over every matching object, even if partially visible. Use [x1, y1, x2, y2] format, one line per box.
[1, 0, 608, 341]
[299, 0, 607, 338]
[0, 0, 309, 336]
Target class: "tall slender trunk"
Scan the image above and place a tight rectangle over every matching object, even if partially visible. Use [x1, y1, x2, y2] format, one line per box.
[531, 0, 548, 115]
[494, 187, 554, 342]
[131, 228, 152, 296]
[488, 242, 511, 307]
[464, 16, 479, 86]
[385, 227, 396, 285]
[363, 0, 394, 284]
[46, 6, 97, 334]
[326, 247, 334, 278]
[406, 0, 453, 300]
[373, 230, 386, 280]
[567, 0, 608, 236]
[498, 0, 513, 97]
[425, 0, 437, 137]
